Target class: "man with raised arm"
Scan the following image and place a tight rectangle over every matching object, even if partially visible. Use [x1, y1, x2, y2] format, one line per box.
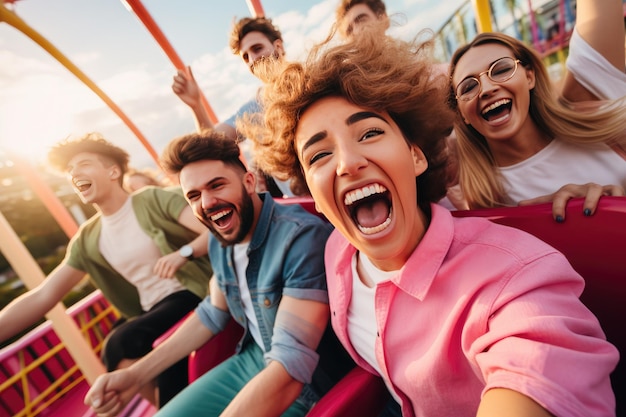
[171, 17, 301, 197]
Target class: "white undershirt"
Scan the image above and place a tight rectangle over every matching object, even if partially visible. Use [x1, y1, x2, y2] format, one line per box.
[99, 197, 185, 311]
[566, 27, 626, 100]
[347, 252, 401, 402]
[233, 242, 264, 351]
[500, 139, 626, 204]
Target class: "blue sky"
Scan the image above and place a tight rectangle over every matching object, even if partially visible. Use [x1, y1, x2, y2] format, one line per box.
[0, 0, 463, 169]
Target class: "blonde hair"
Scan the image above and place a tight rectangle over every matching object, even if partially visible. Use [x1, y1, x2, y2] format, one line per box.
[448, 32, 626, 208]
[241, 28, 455, 210]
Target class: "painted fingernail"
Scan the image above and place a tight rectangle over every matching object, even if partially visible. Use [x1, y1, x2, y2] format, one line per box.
[555, 215, 564, 223]
[583, 208, 592, 216]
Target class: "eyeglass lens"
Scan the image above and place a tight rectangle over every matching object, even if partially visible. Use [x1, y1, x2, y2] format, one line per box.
[455, 57, 518, 101]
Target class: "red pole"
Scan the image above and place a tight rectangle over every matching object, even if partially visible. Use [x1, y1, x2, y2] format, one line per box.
[121, 0, 219, 124]
[246, 0, 265, 17]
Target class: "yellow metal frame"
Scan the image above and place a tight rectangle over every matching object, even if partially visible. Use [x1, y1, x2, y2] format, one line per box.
[471, 0, 493, 33]
[0, 300, 119, 417]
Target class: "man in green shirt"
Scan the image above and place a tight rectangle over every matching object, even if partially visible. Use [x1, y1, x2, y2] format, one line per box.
[0, 133, 212, 408]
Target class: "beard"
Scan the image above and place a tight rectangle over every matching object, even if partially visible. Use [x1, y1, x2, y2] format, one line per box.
[203, 185, 255, 247]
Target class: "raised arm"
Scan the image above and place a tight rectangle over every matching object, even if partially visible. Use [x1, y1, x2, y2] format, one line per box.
[0, 263, 85, 342]
[171, 66, 215, 131]
[172, 67, 240, 141]
[574, 0, 624, 71]
[220, 296, 329, 417]
[561, 0, 626, 101]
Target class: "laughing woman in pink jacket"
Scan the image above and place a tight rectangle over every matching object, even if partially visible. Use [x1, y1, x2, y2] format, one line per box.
[241, 28, 619, 417]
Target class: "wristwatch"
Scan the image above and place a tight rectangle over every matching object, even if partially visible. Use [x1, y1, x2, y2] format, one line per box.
[179, 244, 194, 261]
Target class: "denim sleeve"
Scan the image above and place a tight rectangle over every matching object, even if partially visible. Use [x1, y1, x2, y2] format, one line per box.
[264, 325, 320, 384]
[194, 296, 230, 334]
[282, 287, 328, 303]
[280, 221, 333, 294]
[223, 98, 262, 127]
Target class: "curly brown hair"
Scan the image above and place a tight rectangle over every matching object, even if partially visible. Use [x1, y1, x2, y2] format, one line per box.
[48, 133, 129, 186]
[240, 28, 454, 210]
[229, 17, 283, 55]
[160, 130, 246, 175]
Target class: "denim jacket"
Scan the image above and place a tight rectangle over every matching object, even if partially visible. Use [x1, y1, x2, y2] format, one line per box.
[199, 193, 335, 407]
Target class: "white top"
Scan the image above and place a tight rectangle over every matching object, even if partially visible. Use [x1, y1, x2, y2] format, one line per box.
[500, 139, 626, 204]
[566, 27, 626, 100]
[499, 28, 626, 204]
[99, 197, 185, 311]
[347, 253, 401, 403]
[233, 242, 264, 350]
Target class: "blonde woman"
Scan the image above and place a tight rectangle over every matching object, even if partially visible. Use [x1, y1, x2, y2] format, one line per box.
[448, 0, 626, 219]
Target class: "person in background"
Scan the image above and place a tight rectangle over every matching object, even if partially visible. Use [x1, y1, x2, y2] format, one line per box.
[0, 133, 213, 408]
[171, 17, 298, 197]
[335, 0, 388, 41]
[124, 167, 167, 192]
[85, 131, 352, 417]
[334, 0, 466, 211]
[242, 27, 618, 417]
[447, 0, 626, 219]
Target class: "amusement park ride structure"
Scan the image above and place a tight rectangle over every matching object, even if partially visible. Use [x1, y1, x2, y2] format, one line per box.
[1, 0, 624, 416]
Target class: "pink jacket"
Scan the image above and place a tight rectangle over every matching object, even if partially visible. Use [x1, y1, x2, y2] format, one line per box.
[325, 204, 618, 417]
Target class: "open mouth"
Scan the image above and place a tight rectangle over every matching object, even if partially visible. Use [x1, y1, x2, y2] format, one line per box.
[344, 183, 392, 235]
[209, 208, 234, 228]
[74, 179, 92, 192]
[481, 98, 512, 122]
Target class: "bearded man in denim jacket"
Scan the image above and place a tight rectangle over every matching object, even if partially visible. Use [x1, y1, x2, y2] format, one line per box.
[86, 131, 351, 417]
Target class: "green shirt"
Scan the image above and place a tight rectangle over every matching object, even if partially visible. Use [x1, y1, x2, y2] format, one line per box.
[65, 186, 212, 318]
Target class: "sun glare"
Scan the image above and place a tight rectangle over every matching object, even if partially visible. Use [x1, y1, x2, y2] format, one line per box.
[0, 72, 102, 165]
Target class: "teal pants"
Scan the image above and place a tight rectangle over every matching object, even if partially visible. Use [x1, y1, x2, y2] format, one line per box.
[156, 342, 310, 416]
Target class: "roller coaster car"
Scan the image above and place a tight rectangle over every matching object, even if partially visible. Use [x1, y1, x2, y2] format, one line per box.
[157, 196, 626, 416]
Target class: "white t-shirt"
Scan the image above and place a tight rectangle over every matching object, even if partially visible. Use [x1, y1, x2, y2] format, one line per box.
[347, 252, 401, 403]
[566, 27, 626, 100]
[500, 139, 626, 204]
[99, 197, 185, 311]
[500, 28, 626, 204]
[233, 242, 264, 351]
